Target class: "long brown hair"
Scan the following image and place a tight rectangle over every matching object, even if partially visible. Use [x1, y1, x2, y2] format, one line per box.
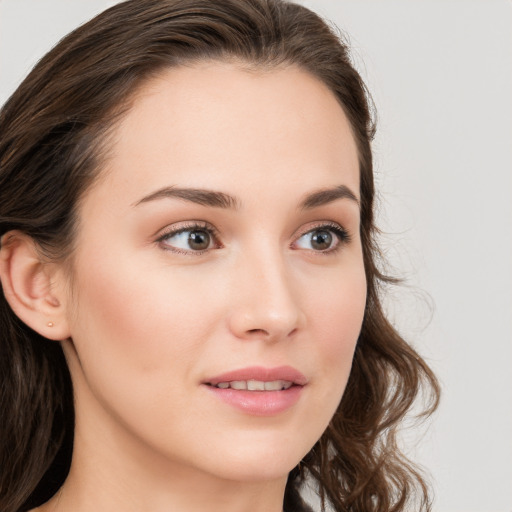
[0, 1, 440, 511]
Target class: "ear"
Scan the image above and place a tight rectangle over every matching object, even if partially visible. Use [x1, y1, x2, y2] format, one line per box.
[0, 231, 71, 341]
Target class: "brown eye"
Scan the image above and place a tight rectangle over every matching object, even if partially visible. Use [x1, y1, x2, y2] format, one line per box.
[310, 229, 333, 250]
[159, 225, 217, 253]
[293, 224, 349, 253]
[188, 230, 211, 250]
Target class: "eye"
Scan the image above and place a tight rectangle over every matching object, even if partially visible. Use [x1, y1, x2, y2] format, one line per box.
[292, 224, 350, 253]
[157, 223, 220, 254]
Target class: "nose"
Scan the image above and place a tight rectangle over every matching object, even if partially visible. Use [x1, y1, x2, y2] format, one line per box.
[227, 248, 304, 342]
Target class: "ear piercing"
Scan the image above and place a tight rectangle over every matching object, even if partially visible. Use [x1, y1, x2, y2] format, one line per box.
[47, 321, 54, 327]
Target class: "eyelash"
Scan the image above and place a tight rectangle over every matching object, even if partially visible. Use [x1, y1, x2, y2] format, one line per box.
[156, 221, 222, 255]
[294, 222, 351, 255]
[156, 221, 351, 255]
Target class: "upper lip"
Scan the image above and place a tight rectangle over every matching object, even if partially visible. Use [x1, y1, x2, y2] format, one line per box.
[203, 365, 308, 386]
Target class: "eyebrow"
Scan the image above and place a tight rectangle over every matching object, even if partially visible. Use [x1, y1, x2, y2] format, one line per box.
[299, 185, 359, 210]
[134, 184, 359, 210]
[134, 186, 240, 209]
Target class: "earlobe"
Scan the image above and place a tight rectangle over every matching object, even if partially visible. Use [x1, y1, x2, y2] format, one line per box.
[0, 231, 71, 340]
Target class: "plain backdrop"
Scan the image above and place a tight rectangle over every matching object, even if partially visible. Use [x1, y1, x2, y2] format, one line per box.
[0, 1, 510, 511]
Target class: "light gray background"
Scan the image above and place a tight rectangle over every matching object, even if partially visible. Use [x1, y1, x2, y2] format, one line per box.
[0, 1, 510, 511]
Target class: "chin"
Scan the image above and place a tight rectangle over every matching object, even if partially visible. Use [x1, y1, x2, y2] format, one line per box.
[190, 432, 313, 483]
[213, 457, 299, 483]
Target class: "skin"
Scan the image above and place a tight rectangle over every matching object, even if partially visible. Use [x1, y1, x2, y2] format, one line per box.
[32, 62, 366, 512]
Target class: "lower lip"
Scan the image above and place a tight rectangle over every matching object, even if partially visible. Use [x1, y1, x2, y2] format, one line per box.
[204, 385, 304, 416]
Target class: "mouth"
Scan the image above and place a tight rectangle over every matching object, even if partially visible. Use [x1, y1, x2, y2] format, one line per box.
[203, 365, 307, 389]
[202, 366, 307, 416]
[207, 379, 294, 391]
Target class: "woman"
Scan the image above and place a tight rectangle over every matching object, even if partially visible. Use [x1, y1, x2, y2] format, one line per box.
[0, 0, 440, 511]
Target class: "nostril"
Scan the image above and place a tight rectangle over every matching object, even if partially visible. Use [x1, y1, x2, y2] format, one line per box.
[247, 328, 269, 336]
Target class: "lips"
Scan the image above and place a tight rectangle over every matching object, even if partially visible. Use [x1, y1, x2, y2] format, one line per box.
[202, 366, 307, 416]
[203, 365, 308, 387]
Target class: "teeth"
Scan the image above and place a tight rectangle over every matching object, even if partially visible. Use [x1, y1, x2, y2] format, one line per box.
[214, 380, 293, 391]
[247, 380, 265, 391]
[264, 380, 283, 391]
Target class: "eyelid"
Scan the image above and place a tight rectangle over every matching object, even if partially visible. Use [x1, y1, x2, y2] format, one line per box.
[293, 221, 350, 239]
[291, 221, 351, 252]
[155, 220, 222, 254]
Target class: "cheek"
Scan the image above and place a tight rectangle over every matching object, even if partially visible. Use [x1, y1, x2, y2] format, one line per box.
[306, 261, 366, 400]
[65, 253, 219, 405]
[322, 283, 365, 359]
[311, 256, 366, 339]
[64, 253, 231, 460]
[71, 252, 215, 350]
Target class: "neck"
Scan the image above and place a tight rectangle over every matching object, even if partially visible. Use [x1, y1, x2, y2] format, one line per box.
[46, 466, 287, 512]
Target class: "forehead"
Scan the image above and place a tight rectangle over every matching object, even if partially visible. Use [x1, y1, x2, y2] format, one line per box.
[93, 61, 360, 207]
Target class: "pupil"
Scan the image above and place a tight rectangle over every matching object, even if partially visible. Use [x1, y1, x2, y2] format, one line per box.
[311, 230, 332, 250]
[188, 230, 210, 250]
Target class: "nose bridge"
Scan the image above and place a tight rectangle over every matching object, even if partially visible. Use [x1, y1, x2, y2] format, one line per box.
[228, 240, 302, 340]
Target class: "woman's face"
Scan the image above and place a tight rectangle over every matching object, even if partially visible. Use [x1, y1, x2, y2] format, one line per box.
[60, 62, 366, 484]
